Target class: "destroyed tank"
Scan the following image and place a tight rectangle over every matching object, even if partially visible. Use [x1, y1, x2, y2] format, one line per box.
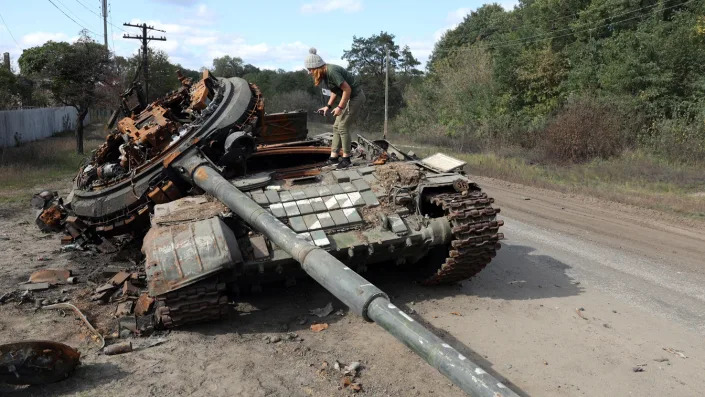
[37, 72, 511, 396]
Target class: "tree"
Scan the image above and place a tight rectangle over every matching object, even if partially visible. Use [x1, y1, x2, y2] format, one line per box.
[19, 31, 111, 153]
[344, 31, 400, 76]
[212, 55, 243, 78]
[399, 45, 422, 76]
[342, 31, 421, 128]
[0, 68, 20, 109]
[118, 49, 200, 100]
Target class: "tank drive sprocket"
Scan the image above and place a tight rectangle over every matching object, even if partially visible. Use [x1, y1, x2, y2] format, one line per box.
[422, 189, 504, 285]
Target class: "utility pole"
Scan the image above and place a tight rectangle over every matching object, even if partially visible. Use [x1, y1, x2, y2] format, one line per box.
[123, 22, 166, 102]
[2, 53, 10, 72]
[383, 47, 389, 140]
[101, 0, 108, 49]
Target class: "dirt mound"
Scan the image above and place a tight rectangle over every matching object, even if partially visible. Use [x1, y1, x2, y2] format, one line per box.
[374, 162, 423, 192]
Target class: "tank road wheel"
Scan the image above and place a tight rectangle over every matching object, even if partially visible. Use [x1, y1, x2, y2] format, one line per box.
[421, 190, 504, 285]
[154, 278, 229, 329]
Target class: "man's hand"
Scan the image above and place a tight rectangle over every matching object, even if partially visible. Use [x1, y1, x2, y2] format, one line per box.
[317, 106, 329, 115]
[332, 106, 343, 116]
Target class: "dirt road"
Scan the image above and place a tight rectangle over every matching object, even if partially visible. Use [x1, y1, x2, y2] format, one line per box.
[1, 175, 704, 396]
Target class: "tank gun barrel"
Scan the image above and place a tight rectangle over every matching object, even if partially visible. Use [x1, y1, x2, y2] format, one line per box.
[174, 155, 517, 397]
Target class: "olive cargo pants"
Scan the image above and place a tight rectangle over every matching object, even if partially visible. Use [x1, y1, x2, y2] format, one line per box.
[332, 90, 365, 155]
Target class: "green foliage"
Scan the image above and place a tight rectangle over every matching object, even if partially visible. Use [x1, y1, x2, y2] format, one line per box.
[19, 33, 111, 112]
[342, 31, 422, 128]
[0, 68, 21, 109]
[396, 0, 705, 164]
[18, 31, 112, 153]
[118, 49, 200, 100]
[211, 55, 258, 78]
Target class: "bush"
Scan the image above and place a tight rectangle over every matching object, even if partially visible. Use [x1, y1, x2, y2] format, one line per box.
[542, 96, 634, 163]
[645, 116, 705, 165]
[393, 46, 500, 151]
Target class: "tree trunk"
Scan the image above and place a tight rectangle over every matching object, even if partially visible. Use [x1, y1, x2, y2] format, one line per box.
[75, 107, 89, 154]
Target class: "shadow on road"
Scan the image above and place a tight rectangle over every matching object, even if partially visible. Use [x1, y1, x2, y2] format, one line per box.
[1, 362, 130, 397]
[466, 242, 583, 300]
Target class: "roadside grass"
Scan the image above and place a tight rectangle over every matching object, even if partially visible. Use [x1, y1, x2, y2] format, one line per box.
[385, 137, 705, 220]
[0, 125, 105, 207]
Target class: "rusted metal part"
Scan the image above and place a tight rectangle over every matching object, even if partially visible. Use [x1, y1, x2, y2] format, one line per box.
[272, 167, 322, 180]
[134, 293, 154, 316]
[188, 72, 211, 111]
[0, 341, 80, 385]
[147, 180, 181, 204]
[37, 205, 64, 232]
[63, 75, 263, 242]
[372, 151, 389, 165]
[104, 342, 132, 355]
[28, 269, 71, 285]
[258, 111, 309, 144]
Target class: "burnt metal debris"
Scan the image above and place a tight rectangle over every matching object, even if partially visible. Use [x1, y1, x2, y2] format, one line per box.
[35, 71, 511, 396]
[0, 341, 80, 385]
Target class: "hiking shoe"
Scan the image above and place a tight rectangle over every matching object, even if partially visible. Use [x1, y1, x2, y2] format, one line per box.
[336, 157, 351, 169]
[325, 157, 339, 166]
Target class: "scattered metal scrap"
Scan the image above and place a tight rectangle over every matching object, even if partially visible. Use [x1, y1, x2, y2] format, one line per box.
[28, 269, 72, 285]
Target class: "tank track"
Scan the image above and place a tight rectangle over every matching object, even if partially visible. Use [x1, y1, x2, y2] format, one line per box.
[154, 278, 229, 329]
[422, 190, 504, 285]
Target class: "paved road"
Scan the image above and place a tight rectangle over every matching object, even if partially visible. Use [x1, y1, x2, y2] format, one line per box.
[457, 177, 705, 396]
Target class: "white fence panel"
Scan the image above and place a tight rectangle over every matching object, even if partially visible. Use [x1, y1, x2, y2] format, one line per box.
[0, 107, 79, 147]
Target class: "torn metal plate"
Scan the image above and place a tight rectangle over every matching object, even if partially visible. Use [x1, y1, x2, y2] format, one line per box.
[143, 217, 242, 296]
[421, 153, 466, 172]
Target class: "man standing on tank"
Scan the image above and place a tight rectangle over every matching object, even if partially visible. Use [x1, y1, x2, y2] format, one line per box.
[305, 48, 365, 169]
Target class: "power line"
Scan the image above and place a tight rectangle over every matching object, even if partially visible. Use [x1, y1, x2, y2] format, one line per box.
[46, 0, 99, 36]
[479, 0, 674, 49]
[433, 0, 695, 54]
[109, 1, 115, 52]
[123, 22, 167, 102]
[73, 0, 128, 33]
[484, 0, 696, 51]
[0, 11, 19, 46]
[56, 0, 100, 33]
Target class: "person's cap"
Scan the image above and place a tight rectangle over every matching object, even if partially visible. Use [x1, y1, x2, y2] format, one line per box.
[305, 48, 325, 69]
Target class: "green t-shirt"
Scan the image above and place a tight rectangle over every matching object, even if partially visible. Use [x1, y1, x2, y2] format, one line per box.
[325, 64, 361, 98]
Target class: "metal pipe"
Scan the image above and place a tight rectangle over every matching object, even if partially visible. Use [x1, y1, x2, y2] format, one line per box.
[175, 156, 518, 397]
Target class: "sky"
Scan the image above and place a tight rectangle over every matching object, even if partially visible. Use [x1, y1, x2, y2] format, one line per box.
[0, 0, 519, 72]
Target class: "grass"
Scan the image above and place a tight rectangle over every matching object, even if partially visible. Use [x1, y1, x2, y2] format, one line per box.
[0, 125, 105, 206]
[384, 135, 705, 220]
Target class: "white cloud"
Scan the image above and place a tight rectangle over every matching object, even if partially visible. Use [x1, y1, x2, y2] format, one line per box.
[300, 0, 362, 14]
[194, 4, 216, 19]
[500, 0, 519, 10]
[448, 7, 473, 23]
[118, 16, 315, 71]
[21, 32, 71, 46]
[404, 40, 434, 64]
[433, 7, 474, 41]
